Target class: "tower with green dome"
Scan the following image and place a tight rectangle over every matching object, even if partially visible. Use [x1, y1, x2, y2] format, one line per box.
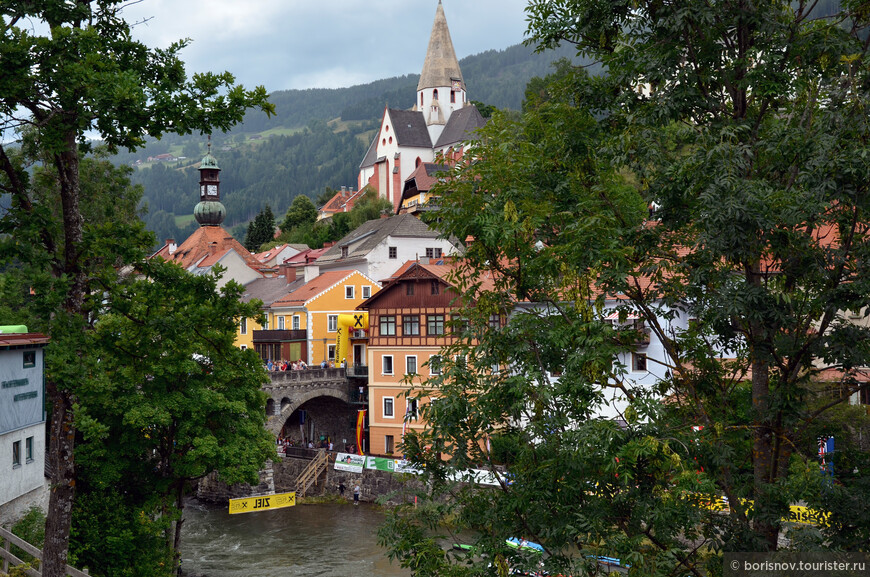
[194, 142, 226, 226]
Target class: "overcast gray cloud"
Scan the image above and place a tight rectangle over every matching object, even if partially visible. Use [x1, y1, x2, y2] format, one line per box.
[120, 0, 531, 92]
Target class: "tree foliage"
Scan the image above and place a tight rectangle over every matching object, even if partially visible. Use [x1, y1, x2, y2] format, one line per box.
[379, 0, 870, 575]
[71, 259, 273, 576]
[0, 2, 273, 575]
[244, 204, 276, 251]
[281, 194, 318, 233]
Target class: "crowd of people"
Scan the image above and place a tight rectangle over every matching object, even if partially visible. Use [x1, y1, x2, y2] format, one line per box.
[265, 358, 348, 371]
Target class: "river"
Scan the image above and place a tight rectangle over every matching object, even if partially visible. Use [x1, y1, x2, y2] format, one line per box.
[179, 500, 411, 577]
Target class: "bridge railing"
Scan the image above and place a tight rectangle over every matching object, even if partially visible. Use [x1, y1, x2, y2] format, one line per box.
[265, 367, 346, 385]
[0, 526, 90, 576]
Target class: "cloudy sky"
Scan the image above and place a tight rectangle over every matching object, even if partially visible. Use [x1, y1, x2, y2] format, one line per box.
[120, 0, 533, 93]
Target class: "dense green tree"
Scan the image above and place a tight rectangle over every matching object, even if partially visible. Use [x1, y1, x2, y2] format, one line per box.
[244, 204, 276, 251]
[0, 2, 273, 575]
[379, 1, 870, 575]
[281, 194, 318, 233]
[348, 187, 395, 229]
[72, 259, 273, 576]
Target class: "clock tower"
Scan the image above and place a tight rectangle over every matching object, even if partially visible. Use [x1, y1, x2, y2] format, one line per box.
[193, 142, 226, 226]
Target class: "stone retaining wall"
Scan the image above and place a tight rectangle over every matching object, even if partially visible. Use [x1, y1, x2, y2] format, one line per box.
[198, 455, 426, 507]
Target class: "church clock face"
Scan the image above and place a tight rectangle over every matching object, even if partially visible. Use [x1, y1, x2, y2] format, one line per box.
[206, 184, 218, 196]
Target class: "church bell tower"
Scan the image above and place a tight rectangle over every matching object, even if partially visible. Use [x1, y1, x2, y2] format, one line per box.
[193, 140, 226, 227]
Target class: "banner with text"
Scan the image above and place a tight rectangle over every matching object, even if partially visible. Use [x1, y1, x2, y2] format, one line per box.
[335, 452, 366, 473]
[229, 492, 295, 515]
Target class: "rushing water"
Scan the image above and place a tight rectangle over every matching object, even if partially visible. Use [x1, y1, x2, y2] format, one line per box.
[179, 500, 411, 577]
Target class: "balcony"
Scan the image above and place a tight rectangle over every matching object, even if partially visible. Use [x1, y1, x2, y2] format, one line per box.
[346, 364, 369, 378]
[253, 329, 307, 342]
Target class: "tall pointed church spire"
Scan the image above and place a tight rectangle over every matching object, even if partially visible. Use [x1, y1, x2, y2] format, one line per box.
[417, 2, 464, 92]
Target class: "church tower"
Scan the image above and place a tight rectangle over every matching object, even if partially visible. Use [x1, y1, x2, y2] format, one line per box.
[193, 142, 226, 227]
[417, 0, 466, 144]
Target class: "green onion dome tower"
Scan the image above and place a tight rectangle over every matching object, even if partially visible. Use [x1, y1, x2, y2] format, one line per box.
[193, 141, 226, 226]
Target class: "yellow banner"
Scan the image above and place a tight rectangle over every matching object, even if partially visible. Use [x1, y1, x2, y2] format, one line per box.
[696, 496, 828, 525]
[229, 492, 296, 515]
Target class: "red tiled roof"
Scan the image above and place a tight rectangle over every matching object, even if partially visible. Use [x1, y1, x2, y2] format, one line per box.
[319, 188, 368, 217]
[272, 270, 364, 307]
[151, 226, 263, 271]
[285, 247, 329, 265]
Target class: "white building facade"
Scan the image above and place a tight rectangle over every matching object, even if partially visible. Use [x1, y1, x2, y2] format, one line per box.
[0, 330, 50, 523]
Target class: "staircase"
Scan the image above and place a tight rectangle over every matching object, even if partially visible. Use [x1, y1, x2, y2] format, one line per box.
[294, 449, 329, 498]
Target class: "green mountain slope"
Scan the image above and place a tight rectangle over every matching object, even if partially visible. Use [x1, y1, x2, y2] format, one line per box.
[122, 42, 585, 248]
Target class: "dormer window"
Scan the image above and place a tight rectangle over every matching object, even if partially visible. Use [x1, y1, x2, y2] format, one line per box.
[341, 246, 349, 258]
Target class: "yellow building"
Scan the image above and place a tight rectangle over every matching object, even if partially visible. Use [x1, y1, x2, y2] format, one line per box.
[260, 269, 380, 366]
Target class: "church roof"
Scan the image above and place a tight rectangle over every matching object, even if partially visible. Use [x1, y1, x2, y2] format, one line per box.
[434, 104, 487, 149]
[360, 109, 432, 169]
[388, 109, 433, 148]
[418, 1, 465, 92]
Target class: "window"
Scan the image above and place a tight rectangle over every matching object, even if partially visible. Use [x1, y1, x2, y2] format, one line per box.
[341, 246, 349, 258]
[23, 351, 35, 369]
[403, 315, 420, 336]
[407, 399, 418, 420]
[406, 355, 417, 375]
[328, 315, 338, 332]
[362, 286, 371, 299]
[489, 314, 501, 329]
[433, 89, 439, 100]
[633, 353, 648, 372]
[383, 355, 394, 375]
[345, 285, 355, 299]
[420, 93, 424, 106]
[431, 281, 440, 295]
[425, 247, 442, 259]
[12, 441, 21, 467]
[328, 344, 336, 361]
[388, 246, 397, 259]
[406, 283, 415, 296]
[379, 315, 397, 336]
[277, 316, 285, 330]
[240, 318, 247, 335]
[427, 314, 445, 335]
[262, 316, 269, 330]
[429, 355, 443, 375]
[240, 345, 247, 350]
[450, 90, 456, 103]
[25, 437, 33, 463]
[385, 435, 395, 453]
[384, 397, 395, 417]
[292, 315, 300, 330]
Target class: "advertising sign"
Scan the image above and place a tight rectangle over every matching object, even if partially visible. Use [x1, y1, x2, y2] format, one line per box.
[335, 452, 366, 473]
[228, 491, 295, 515]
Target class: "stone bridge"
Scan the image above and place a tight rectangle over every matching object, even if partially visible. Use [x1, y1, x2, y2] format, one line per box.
[262, 368, 366, 437]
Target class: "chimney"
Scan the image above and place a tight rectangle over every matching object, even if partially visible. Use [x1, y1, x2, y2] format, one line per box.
[208, 241, 218, 254]
[304, 264, 320, 283]
[282, 263, 297, 284]
[166, 238, 177, 255]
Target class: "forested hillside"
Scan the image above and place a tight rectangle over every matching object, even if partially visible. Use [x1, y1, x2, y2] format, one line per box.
[122, 42, 585, 248]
